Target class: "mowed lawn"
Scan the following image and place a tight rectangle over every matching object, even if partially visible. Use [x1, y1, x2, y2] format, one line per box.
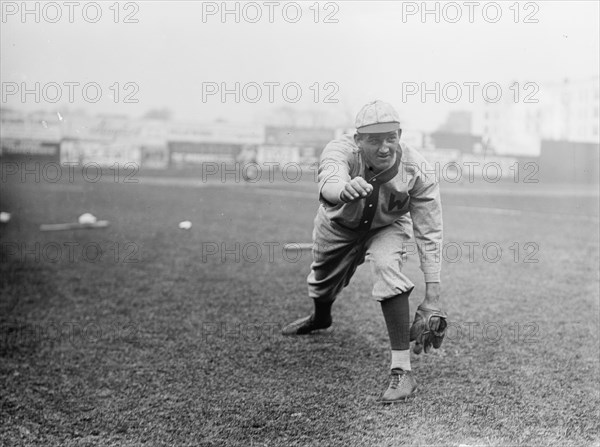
[1, 174, 599, 447]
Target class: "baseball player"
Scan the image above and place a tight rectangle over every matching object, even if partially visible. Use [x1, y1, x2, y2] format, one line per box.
[282, 100, 447, 403]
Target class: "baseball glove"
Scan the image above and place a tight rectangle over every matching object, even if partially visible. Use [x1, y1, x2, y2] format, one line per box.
[409, 304, 448, 354]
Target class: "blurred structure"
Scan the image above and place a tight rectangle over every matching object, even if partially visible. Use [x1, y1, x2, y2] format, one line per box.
[546, 77, 600, 143]
[167, 121, 263, 168]
[473, 76, 600, 156]
[263, 126, 335, 165]
[437, 111, 472, 134]
[425, 131, 484, 155]
[539, 140, 599, 184]
[0, 108, 61, 163]
[2, 76, 598, 185]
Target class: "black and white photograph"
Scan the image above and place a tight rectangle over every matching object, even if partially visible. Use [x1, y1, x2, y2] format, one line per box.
[1, 1, 599, 446]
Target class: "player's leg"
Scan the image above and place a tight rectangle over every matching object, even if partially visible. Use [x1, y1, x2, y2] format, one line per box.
[282, 219, 366, 335]
[381, 292, 411, 368]
[379, 292, 417, 402]
[364, 219, 417, 402]
[280, 298, 334, 335]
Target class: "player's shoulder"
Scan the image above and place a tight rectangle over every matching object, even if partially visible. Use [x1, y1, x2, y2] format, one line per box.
[321, 133, 359, 159]
[400, 141, 428, 164]
[399, 142, 436, 180]
[324, 133, 359, 151]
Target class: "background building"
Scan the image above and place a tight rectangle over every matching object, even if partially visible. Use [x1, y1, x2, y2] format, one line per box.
[473, 76, 600, 156]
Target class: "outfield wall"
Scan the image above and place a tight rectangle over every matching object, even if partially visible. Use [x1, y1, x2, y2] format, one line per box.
[2, 115, 597, 185]
[539, 140, 599, 184]
[0, 138, 60, 163]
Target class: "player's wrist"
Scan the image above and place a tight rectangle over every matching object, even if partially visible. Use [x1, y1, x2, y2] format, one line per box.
[423, 282, 441, 306]
[321, 180, 347, 205]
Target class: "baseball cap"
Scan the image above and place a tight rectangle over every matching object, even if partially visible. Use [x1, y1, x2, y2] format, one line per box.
[355, 100, 401, 134]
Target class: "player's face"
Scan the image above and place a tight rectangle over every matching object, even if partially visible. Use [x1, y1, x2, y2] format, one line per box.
[355, 131, 399, 173]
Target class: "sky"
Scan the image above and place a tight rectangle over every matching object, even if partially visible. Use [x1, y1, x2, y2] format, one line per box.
[1, 1, 599, 131]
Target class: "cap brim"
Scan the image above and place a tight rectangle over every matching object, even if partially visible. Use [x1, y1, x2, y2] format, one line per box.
[356, 122, 400, 134]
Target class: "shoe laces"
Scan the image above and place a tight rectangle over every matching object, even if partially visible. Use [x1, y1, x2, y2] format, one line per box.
[390, 370, 408, 389]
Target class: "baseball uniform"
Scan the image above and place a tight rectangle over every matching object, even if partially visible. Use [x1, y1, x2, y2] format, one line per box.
[307, 134, 443, 302]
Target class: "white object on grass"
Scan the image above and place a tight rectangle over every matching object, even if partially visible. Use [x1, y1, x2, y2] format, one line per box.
[78, 213, 97, 224]
[179, 221, 192, 230]
[0, 212, 11, 223]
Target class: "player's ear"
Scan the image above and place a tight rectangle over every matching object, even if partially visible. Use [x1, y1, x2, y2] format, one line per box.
[354, 133, 362, 146]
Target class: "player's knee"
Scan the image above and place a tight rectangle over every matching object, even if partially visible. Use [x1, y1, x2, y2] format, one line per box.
[370, 255, 402, 274]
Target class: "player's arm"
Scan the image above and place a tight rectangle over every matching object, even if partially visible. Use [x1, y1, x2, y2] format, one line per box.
[424, 282, 441, 306]
[408, 164, 443, 287]
[322, 176, 373, 204]
[408, 165, 446, 354]
[317, 142, 372, 206]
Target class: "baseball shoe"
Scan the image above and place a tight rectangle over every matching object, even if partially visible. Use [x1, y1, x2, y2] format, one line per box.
[377, 368, 417, 404]
[281, 315, 332, 336]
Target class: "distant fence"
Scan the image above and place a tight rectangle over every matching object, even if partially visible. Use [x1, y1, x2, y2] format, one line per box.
[1, 138, 60, 163]
[2, 133, 598, 185]
[539, 140, 599, 184]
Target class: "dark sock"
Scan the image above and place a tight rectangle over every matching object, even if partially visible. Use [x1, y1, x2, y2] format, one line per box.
[312, 299, 333, 326]
[380, 292, 411, 350]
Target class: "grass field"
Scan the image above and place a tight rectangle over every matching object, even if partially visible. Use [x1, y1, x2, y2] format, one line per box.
[1, 170, 599, 446]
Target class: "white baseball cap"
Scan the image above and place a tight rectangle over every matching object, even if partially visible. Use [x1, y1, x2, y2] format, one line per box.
[355, 100, 401, 134]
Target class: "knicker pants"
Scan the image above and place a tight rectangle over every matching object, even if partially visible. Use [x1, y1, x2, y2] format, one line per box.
[307, 216, 415, 302]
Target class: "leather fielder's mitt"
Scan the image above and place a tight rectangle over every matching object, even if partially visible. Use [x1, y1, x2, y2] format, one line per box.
[409, 304, 448, 354]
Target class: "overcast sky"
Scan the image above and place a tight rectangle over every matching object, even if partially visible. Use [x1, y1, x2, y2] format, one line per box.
[1, 1, 599, 130]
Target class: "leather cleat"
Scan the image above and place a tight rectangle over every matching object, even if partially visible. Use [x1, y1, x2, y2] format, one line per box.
[378, 368, 418, 404]
[281, 315, 332, 336]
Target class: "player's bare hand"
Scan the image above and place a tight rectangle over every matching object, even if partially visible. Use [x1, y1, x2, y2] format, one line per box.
[340, 177, 373, 203]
